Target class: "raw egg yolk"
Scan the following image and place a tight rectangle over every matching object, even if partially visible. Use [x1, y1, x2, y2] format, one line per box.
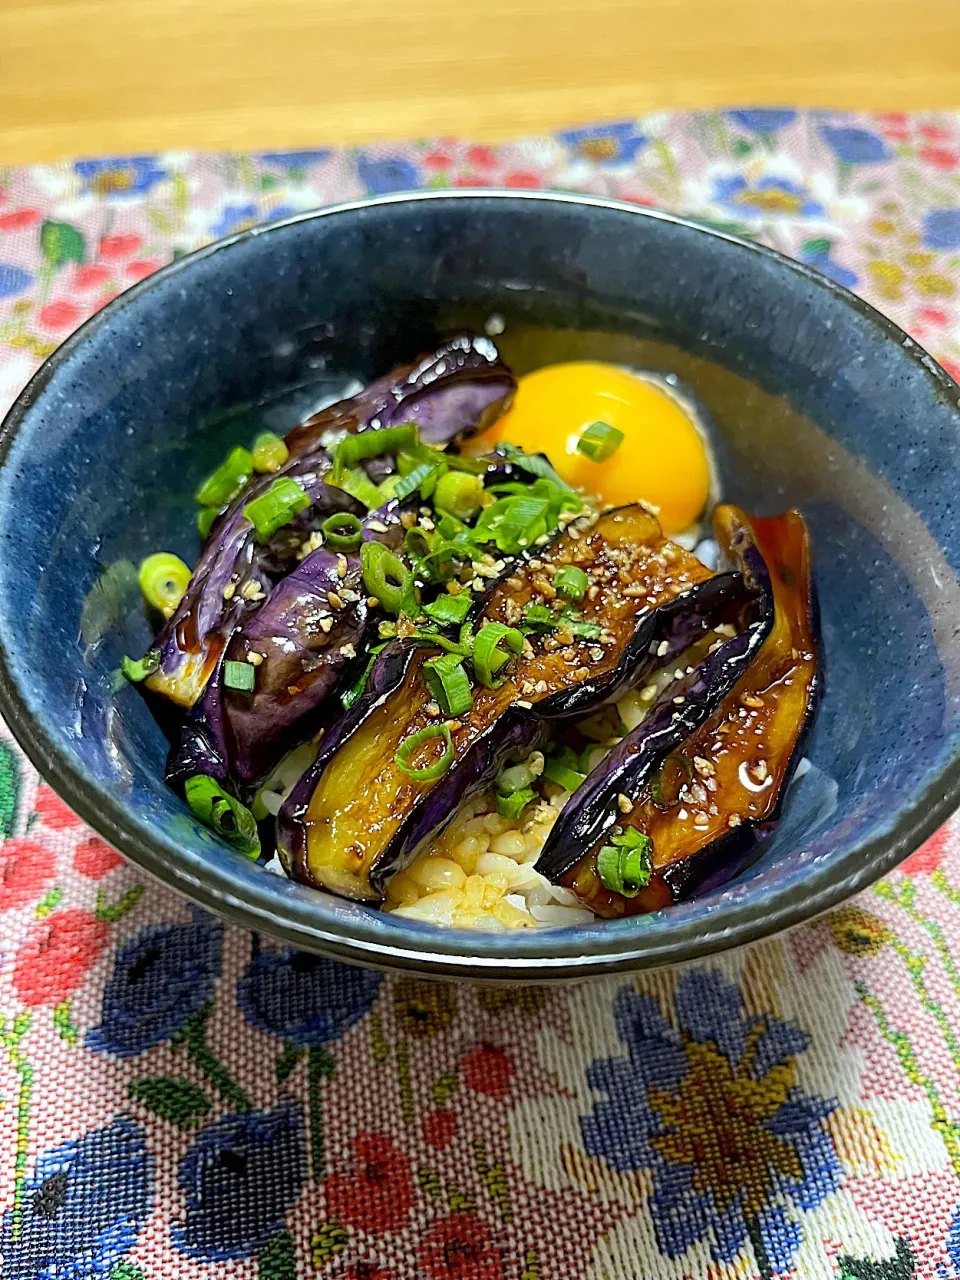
[480, 361, 711, 534]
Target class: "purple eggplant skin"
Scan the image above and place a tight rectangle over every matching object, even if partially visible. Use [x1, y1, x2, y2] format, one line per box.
[534, 522, 775, 882]
[284, 334, 516, 459]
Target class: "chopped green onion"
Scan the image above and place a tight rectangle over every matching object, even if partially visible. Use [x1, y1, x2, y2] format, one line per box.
[321, 512, 363, 552]
[651, 752, 694, 809]
[596, 828, 653, 896]
[391, 461, 442, 502]
[196, 446, 253, 508]
[494, 442, 577, 492]
[408, 628, 470, 656]
[361, 541, 410, 615]
[243, 477, 310, 541]
[224, 660, 256, 692]
[332, 423, 419, 482]
[473, 495, 551, 554]
[435, 511, 468, 540]
[542, 751, 586, 792]
[184, 775, 261, 858]
[560, 609, 603, 641]
[423, 654, 473, 717]
[473, 622, 524, 688]
[424, 591, 473, 626]
[395, 724, 455, 781]
[404, 526, 437, 560]
[121, 649, 161, 683]
[197, 506, 221, 540]
[251, 432, 289, 473]
[496, 787, 537, 819]
[337, 466, 385, 510]
[139, 553, 191, 615]
[522, 603, 556, 629]
[577, 421, 624, 463]
[434, 471, 485, 521]
[554, 565, 588, 602]
[341, 653, 377, 710]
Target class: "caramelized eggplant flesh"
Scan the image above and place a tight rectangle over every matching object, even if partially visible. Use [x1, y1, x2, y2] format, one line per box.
[544, 507, 819, 917]
[277, 504, 752, 902]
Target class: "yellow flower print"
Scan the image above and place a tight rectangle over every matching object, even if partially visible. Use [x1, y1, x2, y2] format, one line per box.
[829, 905, 889, 956]
[866, 261, 906, 301]
[914, 273, 955, 297]
[393, 979, 457, 1038]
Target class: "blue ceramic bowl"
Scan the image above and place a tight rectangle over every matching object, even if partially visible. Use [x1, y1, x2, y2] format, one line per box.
[1, 191, 958, 981]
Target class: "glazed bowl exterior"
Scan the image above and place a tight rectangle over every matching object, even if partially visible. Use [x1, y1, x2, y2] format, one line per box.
[1, 190, 958, 981]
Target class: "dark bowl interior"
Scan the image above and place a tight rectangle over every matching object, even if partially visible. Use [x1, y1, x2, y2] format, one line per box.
[1, 191, 959, 981]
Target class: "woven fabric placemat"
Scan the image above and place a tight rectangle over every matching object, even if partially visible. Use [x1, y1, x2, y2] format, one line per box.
[1, 109, 960, 1279]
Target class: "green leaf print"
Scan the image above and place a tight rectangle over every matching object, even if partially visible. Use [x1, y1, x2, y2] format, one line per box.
[0, 740, 20, 839]
[39, 220, 85, 271]
[838, 1237, 915, 1280]
[128, 1076, 212, 1128]
[258, 1228, 297, 1280]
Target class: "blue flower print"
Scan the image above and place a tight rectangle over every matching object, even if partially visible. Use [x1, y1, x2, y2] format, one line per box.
[87, 912, 222, 1057]
[258, 149, 332, 170]
[0, 265, 33, 299]
[74, 155, 167, 198]
[727, 109, 798, 134]
[923, 209, 960, 250]
[799, 251, 858, 289]
[0, 1116, 152, 1279]
[581, 972, 840, 1270]
[357, 155, 421, 195]
[558, 121, 648, 164]
[211, 204, 260, 238]
[237, 946, 381, 1046]
[174, 1101, 306, 1260]
[820, 126, 890, 166]
[712, 174, 823, 219]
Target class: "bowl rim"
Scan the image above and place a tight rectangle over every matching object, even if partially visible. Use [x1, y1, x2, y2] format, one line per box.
[1, 187, 959, 981]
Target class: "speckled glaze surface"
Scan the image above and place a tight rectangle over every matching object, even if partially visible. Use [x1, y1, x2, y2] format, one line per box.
[0, 190, 958, 981]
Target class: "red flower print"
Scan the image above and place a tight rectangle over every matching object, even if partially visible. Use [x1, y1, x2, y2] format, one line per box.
[124, 259, 160, 283]
[920, 123, 951, 141]
[99, 232, 142, 259]
[73, 263, 112, 290]
[878, 112, 908, 126]
[919, 147, 959, 171]
[940, 356, 960, 383]
[466, 146, 496, 169]
[422, 1110, 457, 1150]
[13, 910, 110, 1006]
[918, 308, 949, 326]
[74, 837, 123, 879]
[460, 1044, 514, 1100]
[900, 826, 950, 876]
[342, 1266, 400, 1280]
[0, 840, 55, 911]
[37, 301, 82, 331]
[417, 1214, 504, 1280]
[424, 152, 452, 169]
[324, 1132, 414, 1233]
[0, 209, 41, 232]
[454, 175, 489, 188]
[34, 784, 82, 830]
[503, 171, 541, 189]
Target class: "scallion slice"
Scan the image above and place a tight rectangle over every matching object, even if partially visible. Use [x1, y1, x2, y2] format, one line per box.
[224, 660, 256, 692]
[251, 432, 290, 474]
[522, 603, 556, 629]
[184, 775, 261, 858]
[196, 446, 253, 508]
[361, 541, 410, 615]
[121, 649, 161, 683]
[390, 461, 443, 502]
[243, 477, 310, 541]
[596, 828, 653, 897]
[320, 512, 364, 552]
[337, 467, 385, 510]
[542, 749, 586, 792]
[496, 787, 537, 819]
[139, 553, 191, 616]
[332, 423, 419, 481]
[434, 471, 485, 521]
[473, 495, 550, 554]
[341, 653, 377, 710]
[423, 591, 473, 626]
[472, 622, 524, 688]
[197, 506, 221, 540]
[493, 442, 577, 493]
[423, 653, 473, 717]
[395, 724, 455, 781]
[554, 564, 588, 602]
[577, 421, 624, 463]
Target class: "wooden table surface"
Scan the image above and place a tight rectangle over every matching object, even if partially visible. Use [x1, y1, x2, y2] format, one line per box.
[1, 0, 959, 165]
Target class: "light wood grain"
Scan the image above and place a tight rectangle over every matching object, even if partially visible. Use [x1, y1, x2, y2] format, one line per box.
[1, 0, 959, 164]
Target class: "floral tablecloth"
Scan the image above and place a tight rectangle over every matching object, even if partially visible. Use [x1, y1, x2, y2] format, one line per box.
[1, 109, 960, 1280]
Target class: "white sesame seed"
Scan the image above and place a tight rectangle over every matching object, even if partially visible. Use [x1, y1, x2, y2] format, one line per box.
[318, 615, 334, 633]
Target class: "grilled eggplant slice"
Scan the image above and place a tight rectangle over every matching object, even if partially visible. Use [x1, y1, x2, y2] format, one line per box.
[537, 507, 819, 916]
[142, 336, 515, 713]
[277, 504, 756, 901]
